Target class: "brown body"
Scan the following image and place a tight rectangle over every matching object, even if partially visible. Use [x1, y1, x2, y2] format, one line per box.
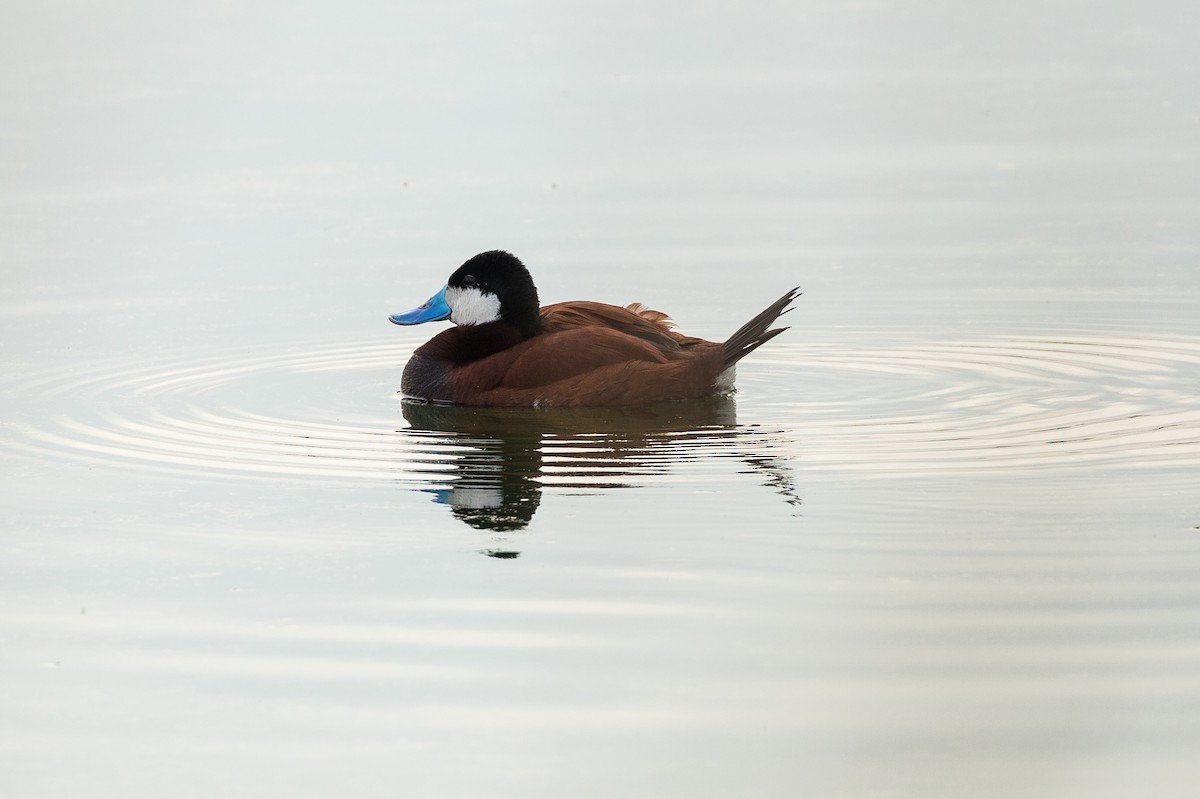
[402, 301, 729, 407]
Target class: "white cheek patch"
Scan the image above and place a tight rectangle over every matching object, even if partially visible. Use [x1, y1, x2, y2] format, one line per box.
[445, 286, 502, 326]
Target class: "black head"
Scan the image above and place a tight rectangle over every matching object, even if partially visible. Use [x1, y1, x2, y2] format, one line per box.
[445, 251, 541, 337]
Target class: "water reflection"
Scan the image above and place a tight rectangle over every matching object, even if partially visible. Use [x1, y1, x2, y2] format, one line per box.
[10, 335, 1199, 489]
[400, 396, 800, 548]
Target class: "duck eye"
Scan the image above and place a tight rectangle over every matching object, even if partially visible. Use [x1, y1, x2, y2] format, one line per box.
[462, 274, 478, 288]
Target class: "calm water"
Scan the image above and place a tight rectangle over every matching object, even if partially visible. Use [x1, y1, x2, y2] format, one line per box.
[3, 3, 1200, 798]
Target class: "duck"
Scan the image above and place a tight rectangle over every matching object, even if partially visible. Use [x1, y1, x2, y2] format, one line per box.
[388, 250, 800, 407]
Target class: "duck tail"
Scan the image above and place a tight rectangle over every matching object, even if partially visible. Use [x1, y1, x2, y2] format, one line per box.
[722, 287, 801, 370]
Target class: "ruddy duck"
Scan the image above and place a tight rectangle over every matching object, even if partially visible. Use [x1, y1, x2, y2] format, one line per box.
[389, 250, 799, 407]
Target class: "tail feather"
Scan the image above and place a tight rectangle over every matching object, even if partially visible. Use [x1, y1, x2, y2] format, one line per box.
[722, 287, 801, 370]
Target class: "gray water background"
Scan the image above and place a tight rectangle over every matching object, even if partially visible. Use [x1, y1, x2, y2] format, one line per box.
[3, 2, 1199, 797]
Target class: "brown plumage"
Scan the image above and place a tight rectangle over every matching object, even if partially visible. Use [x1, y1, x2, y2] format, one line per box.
[389, 251, 800, 408]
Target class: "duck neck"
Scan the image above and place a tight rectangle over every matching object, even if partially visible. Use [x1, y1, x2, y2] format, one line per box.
[445, 320, 530, 362]
[506, 306, 542, 340]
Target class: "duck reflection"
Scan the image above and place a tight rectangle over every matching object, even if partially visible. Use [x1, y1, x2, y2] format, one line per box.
[400, 396, 799, 555]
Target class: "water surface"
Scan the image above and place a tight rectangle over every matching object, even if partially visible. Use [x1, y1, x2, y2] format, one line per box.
[3, 3, 1199, 798]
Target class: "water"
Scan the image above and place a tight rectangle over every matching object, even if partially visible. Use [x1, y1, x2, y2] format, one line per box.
[3, 2, 1200, 797]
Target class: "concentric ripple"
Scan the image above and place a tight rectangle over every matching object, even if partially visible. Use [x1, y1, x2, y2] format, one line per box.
[757, 334, 1200, 471]
[4, 334, 1200, 490]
